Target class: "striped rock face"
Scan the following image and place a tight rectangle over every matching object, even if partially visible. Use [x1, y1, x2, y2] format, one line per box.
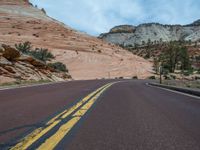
[0, 0, 152, 80]
[100, 22, 200, 47]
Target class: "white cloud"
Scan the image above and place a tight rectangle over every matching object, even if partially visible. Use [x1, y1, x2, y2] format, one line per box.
[30, 0, 200, 35]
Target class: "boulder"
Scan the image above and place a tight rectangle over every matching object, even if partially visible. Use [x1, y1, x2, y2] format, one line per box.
[17, 55, 46, 68]
[2, 44, 20, 61]
[17, 55, 34, 62]
[0, 56, 12, 66]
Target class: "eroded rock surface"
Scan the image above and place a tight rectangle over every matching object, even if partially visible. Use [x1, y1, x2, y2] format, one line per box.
[0, 0, 152, 80]
[100, 22, 200, 47]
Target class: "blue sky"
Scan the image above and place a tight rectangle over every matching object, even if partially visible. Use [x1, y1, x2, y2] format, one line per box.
[30, 0, 200, 36]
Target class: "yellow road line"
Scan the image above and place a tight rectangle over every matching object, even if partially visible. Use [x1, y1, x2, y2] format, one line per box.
[11, 83, 112, 150]
[37, 84, 113, 150]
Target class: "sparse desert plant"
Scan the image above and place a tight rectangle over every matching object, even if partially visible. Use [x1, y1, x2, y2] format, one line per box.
[33, 33, 39, 37]
[132, 76, 138, 79]
[15, 42, 54, 63]
[170, 75, 176, 80]
[30, 48, 55, 62]
[98, 50, 102, 53]
[148, 76, 156, 79]
[48, 62, 68, 72]
[15, 41, 32, 54]
[41, 8, 46, 14]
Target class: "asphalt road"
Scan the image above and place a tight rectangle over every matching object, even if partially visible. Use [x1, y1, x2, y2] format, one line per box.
[0, 80, 200, 150]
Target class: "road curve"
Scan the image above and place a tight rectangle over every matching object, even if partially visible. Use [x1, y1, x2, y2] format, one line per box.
[0, 80, 200, 150]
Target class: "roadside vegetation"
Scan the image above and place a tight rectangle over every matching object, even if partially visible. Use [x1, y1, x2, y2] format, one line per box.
[153, 41, 192, 75]
[149, 41, 200, 88]
[15, 41, 68, 72]
[119, 40, 200, 88]
[47, 62, 68, 72]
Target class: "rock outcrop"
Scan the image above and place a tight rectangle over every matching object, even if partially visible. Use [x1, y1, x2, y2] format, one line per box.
[109, 25, 136, 33]
[0, 0, 152, 80]
[100, 21, 200, 47]
[0, 45, 71, 84]
[2, 45, 20, 60]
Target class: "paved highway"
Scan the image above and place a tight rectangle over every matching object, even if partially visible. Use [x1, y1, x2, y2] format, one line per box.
[0, 80, 200, 150]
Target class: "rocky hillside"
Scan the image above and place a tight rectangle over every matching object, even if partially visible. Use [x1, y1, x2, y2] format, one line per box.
[100, 20, 200, 47]
[0, 0, 152, 81]
[0, 44, 71, 84]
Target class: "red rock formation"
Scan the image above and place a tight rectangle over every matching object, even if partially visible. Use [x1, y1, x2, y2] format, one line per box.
[0, 0, 152, 80]
[0, 0, 30, 5]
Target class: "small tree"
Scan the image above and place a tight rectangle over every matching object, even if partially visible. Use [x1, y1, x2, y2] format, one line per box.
[142, 41, 146, 46]
[179, 47, 191, 71]
[159, 38, 163, 44]
[153, 57, 160, 74]
[147, 38, 151, 47]
[158, 42, 191, 73]
[161, 42, 180, 73]
[188, 40, 192, 45]
[41, 8, 46, 14]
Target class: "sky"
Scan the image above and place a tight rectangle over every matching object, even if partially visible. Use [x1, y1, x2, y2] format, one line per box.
[30, 0, 200, 36]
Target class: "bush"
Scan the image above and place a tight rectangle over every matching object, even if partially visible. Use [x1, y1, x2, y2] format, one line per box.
[132, 76, 138, 79]
[30, 48, 55, 62]
[15, 41, 32, 54]
[170, 75, 176, 80]
[15, 42, 54, 63]
[148, 76, 156, 79]
[183, 71, 190, 76]
[48, 62, 68, 72]
[163, 75, 171, 80]
[98, 50, 102, 53]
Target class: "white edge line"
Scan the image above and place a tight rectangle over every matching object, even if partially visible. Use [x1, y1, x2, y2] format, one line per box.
[146, 83, 200, 100]
[0, 81, 69, 91]
[0, 80, 121, 91]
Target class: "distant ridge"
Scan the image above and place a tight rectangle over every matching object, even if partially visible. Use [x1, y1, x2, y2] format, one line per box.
[100, 19, 200, 47]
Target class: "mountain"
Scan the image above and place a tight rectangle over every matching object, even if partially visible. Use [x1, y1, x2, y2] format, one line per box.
[99, 20, 200, 47]
[0, 0, 152, 83]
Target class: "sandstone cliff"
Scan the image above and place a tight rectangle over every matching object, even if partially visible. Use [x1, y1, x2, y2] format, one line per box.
[0, 0, 152, 81]
[100, 21, 200, 47]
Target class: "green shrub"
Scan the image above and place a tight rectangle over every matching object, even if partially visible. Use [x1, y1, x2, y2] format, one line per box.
[170, 75, 176, 79]
[182, 69, 193, 76]
[15, 42, 54, 63]
[132, 76, 138, 79]
[30, 48, 55, 62]
[98, 50, 102, 53]
[48, 62, 68, 72]
[148, 76, 156, 79]
[15, 41, 32, 54]
[163, 75, 171, 80]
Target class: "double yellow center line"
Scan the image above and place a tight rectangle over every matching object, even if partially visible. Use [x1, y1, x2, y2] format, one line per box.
[11, 82, 114, 150]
